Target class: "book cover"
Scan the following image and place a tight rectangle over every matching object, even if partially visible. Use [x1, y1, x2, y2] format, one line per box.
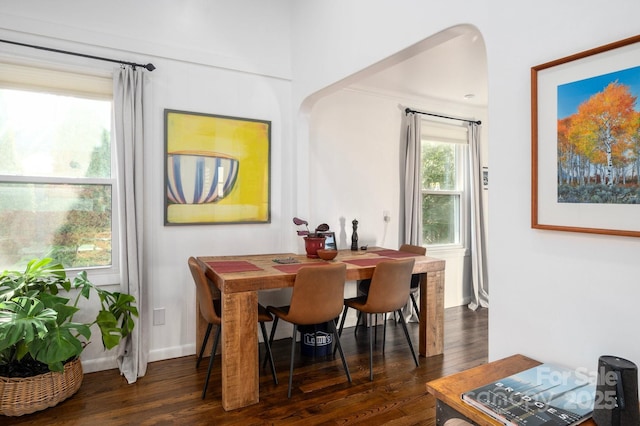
[461, 363, 596, 426]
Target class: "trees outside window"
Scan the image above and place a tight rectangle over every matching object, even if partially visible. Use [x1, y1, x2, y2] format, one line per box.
[421, 130, 467, 247]
[0, 70, 118, 282]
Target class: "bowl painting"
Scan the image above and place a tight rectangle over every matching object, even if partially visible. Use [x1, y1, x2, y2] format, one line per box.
[167, 152, 239, 204]
[316, 249, 338, 261]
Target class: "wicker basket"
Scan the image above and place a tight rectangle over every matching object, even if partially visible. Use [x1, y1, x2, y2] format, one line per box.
[0, 358, 83, 416]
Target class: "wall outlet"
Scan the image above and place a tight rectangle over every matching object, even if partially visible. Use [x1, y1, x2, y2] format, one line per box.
[153, 308, 165, 326]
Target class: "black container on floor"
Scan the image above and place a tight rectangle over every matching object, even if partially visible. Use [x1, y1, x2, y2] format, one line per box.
[299, 323, 332, 357]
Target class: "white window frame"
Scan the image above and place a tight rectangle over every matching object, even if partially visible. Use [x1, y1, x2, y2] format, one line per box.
[0, 60, 120, 285]
[420, 119, 469, 251]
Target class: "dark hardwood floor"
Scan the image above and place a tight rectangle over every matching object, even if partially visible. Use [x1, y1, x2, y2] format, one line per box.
[3, 306, 487, 425]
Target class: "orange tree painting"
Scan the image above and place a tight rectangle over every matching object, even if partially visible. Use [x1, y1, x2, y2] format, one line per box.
[557, 67, 640, 204]
[164, 109, 271, 225]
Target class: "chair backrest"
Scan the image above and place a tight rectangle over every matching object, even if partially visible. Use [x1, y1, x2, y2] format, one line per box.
[363, 258, 416, 313]
[188, 257, 221, 325]
[399, 244, 425, 289]
[285, 263, 347, 325]
[399, 244, 426, 256]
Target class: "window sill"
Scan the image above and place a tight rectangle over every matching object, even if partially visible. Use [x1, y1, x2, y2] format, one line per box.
[426, 245, 469, 257]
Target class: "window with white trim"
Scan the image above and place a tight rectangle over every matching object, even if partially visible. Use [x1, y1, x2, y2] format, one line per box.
[0, 62, 119, 283]
[421, 120, 468, 248]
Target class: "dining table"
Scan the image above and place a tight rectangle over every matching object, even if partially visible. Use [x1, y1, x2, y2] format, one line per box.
[196, 247, 445, 411]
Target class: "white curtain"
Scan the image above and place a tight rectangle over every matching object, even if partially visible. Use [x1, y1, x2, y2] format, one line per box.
[400, 113, 422, 321]
[402, 113, 422, 245]
[113, 66, 148, 383]
[467, 122, 489, 310]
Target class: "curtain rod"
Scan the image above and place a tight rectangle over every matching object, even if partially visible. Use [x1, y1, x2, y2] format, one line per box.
[405, 107, 481, 125]
[0, 38, 156, 71]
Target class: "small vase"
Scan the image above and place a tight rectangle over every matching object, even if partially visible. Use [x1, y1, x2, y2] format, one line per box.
[304, 236, 326, 258]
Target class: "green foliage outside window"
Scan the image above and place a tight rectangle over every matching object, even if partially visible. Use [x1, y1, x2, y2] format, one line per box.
[0, 89, 113, 271]
[421, 140, 461, 245]
[422, 142, 455, 190]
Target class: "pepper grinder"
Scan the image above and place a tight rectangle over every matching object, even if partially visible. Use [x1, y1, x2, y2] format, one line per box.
[351, 219, 359, 251]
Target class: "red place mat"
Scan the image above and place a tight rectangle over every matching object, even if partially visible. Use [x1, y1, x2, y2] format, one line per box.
[273, 263, 331, 274]
[206, 261, 263, 273]
[373, 249, 421, 258]
[343, 258, 391, 267]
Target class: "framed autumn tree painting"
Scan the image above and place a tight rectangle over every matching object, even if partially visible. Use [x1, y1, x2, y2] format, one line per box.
[532, 35, 640, 237]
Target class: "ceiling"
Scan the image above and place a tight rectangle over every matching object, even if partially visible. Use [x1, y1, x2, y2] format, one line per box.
[348, 28, 488, 109]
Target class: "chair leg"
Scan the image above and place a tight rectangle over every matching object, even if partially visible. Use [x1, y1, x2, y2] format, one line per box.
[260, 321, 278, 385]
[374, 314, 378, 344]
[334, 305, 349, 357]
[338, 306, 348, 336]
[288, 324, 298, 398]
[269, 317, 279, 344]
[382, 313, 387, 354]
[263, 317, 279, 370]
[367, 313, 374, 381]
[354, 310, 362, 337]
[396, 309, 419, 367]
[202, 326, 221, 399]
[197, 323, 213, 368]
[410, 293, 420, 320]
[327, 320, 351, 384]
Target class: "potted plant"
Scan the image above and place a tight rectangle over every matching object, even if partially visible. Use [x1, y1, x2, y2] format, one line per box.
[293, 217, 330, 258]
[0, 258, 138, 416]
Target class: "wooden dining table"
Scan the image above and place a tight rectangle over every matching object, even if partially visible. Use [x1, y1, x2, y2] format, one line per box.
[196, 247, 445, 411]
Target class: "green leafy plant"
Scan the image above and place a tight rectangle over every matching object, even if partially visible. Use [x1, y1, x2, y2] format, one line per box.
[0, 258, 138, 376]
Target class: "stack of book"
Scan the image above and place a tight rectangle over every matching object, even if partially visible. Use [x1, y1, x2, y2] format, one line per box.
[461, 363, 596, 426]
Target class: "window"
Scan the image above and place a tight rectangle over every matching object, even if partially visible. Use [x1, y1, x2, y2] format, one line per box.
[420, 121, 468, 247]
[0, 62, 118, 283]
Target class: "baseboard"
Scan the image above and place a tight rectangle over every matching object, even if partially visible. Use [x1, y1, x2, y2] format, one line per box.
[80, 344, 196, 374]
[148, 344, 196, 363]
[80, 356, 119, 374]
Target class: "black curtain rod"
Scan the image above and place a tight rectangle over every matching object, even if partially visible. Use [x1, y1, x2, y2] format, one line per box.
[0, 38, 156, 71]
[405, 107, 481, 125]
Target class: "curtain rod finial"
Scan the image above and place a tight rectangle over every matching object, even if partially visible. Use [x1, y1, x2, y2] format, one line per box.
[145, 63, 156, 72]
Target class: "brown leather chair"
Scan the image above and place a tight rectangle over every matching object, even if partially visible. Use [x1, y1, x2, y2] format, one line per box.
[267, 263, 351, 398]
[356, 244, 426, 346]
[358, 244, 426, 316]
[188, 257, 277, 399]
[338, 257, 419, 381]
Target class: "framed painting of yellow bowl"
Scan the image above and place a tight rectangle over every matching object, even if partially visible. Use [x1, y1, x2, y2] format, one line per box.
[164, 109, 270, 225]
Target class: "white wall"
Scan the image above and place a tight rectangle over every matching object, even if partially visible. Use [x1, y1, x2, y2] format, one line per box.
[291, 0, 640, 378]
[309, 87, 487, 308]
[2, 0, 640, 380]
[0, 0, 297, 370]
[483, 1, 640, 372]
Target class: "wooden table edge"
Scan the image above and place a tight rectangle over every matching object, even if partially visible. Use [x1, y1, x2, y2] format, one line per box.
[425, 354, 541, 426]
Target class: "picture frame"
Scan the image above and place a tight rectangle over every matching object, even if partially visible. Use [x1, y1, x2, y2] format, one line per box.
[318, 231, 337, 250]
[164, 109, 271, 225]
[531, 35, 640, 238]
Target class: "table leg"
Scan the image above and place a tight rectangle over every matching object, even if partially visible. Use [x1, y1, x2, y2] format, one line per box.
[220, 290, 259, 411]
[419, 270, 445, 357]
